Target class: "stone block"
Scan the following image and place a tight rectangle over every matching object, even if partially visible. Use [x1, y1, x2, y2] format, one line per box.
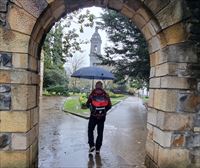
[155, 63, 177, 77]
[147, 22, 157, 37]
[154, 89, 178, 112]
[0, 0, 9, 12]
[0, 133, 11, 149]
[0, 13, 6, 26]
[194, 127, 200, 132]
[171, 133, 186, 147]
[11, 70, 31, 84]
[157, 147, 189, 168]
[121, 5, 135, 18]
[27, 85, 37, 109]
[150, 67, 155, 78]
[50, 0, 66, 20]
[189, 148, 200, 167]
[162, 42, 198, 63]
[156, 0, 190, 29]
[31, 72, 40, 85]
[29, 56, 38, 72]
[0, 111, 31, 132]
[153, 143, 159, 164]
[0, 70, 11, 83]
[153, 127, 172, 147]
[0, 149, 30, 168]
[11, 85, 37, 110]
[157, 32, 167, 48]
[12, 53, 28, 69]
[0, 84, 11, 110]
[28, 39, 38, 57]
[160, 76, 189, 89]
[11, 125, 38, 150]
[148, 89, 154, 107]
[147, 108, 157, 126]
[145, 139, 154, 159]
[38, 8, 55, 31]
[150, 50, 162, 66]
[163, 23, 187, 45]
[186, 133, 200, 148]
[16, 0, 48, 18]
[30, 139, 38, 168]
[108, 0, 123, 11]
[147, 123, 154, 140]
[149, 19, 161, 34]
[148, 36, 161, 53]
[0, 28, 30, 53]
[30, 107, 39, 128]
[157, 111, 193, 131]
[131, 14, 146, 29]
[11, 133, 28, 150]
[124, 0, 142, 11]
[141, 23, 153, 41]
[137, 7, 152, 22]
[144, 0, 170, 15]
[0, 52, 12, 67]
[149, 77, 160, 88]
[8, 4, 36, 35]
[177, 92, 200, 113]
[11, 84, 28, 110]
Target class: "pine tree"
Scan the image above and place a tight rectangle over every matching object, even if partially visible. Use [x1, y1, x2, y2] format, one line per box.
[97, 10, 150, 87]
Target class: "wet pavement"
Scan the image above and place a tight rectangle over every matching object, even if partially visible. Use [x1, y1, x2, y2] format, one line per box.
[39, 96, 147, 168]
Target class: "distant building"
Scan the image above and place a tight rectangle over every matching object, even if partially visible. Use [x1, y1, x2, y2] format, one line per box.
[89, 27, 102, 66]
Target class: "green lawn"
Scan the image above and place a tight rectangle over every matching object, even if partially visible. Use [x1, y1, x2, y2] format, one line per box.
[63, 95, 127, 114]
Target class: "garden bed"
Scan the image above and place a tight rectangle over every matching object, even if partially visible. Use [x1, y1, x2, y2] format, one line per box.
[63, 95, 127, 119]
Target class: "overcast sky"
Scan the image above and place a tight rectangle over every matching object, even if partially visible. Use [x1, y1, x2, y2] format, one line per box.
[64, 7, 109, 71]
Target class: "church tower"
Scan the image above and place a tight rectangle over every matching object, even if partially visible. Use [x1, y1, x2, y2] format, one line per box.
[89, 27, 102, 66]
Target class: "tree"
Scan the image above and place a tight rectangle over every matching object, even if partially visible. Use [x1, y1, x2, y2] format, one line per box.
[65, 55, 86, 89]
[43, 9, 95, 91]
[97, 10, 150, 87]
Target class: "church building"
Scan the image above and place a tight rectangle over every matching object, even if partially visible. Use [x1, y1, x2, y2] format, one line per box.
[89, 27, 102, 66]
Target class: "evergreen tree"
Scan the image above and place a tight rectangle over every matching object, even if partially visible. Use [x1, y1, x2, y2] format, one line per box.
[97, 10, 150, 87]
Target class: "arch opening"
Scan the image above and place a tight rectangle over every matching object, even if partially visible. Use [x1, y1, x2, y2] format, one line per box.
[0, 0, 200, 168]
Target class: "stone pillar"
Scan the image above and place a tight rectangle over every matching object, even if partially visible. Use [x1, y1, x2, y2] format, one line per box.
[0, 52, 40, 167]
[0, 1, 43, 167]
[145, 18, 200, 168]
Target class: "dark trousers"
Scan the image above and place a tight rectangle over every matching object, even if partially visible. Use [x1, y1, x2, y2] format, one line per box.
[88, 115, 106, 150]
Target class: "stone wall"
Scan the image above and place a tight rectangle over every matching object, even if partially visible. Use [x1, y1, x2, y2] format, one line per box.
[0, 0, 200, 167]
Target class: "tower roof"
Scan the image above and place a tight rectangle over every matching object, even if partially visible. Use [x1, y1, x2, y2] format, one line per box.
[90, 27, 102, 42]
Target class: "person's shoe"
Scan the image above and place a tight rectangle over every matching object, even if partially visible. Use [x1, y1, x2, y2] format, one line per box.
[89, 146, 95, 154]
[96, 150, 100, 155]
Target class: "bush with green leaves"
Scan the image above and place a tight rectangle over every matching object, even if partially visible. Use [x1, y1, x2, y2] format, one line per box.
[43, 68, 68, 89]
[79, 93, 88, 109]
[46, 85, 69, 96]
[108, 91, 124, 98]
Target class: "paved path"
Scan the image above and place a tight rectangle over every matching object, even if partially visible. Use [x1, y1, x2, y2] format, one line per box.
[39, 96, 147, 168]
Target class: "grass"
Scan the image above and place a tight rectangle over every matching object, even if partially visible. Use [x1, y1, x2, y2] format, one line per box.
[63, 95, 127, 114]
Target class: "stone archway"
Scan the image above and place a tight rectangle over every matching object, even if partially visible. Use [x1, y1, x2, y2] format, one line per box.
[0, 0, 200, 167]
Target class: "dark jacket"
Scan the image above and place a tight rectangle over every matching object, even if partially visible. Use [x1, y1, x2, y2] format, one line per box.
[86, 88, 112, 114]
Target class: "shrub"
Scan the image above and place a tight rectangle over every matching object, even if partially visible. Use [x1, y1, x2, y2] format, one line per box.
[46, 85, 69, 96]
[43, 68, 68, 89]
[108, 91, 124, 98]
[79, 94, 88, 109]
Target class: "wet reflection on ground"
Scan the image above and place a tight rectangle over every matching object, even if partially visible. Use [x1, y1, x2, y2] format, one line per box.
[39, 96, 147, 168]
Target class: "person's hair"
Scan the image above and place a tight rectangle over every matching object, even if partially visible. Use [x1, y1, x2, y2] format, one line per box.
[95, 81, 103, 89]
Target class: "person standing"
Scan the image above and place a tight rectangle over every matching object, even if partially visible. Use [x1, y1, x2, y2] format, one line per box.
[86, 81, 112, 154]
